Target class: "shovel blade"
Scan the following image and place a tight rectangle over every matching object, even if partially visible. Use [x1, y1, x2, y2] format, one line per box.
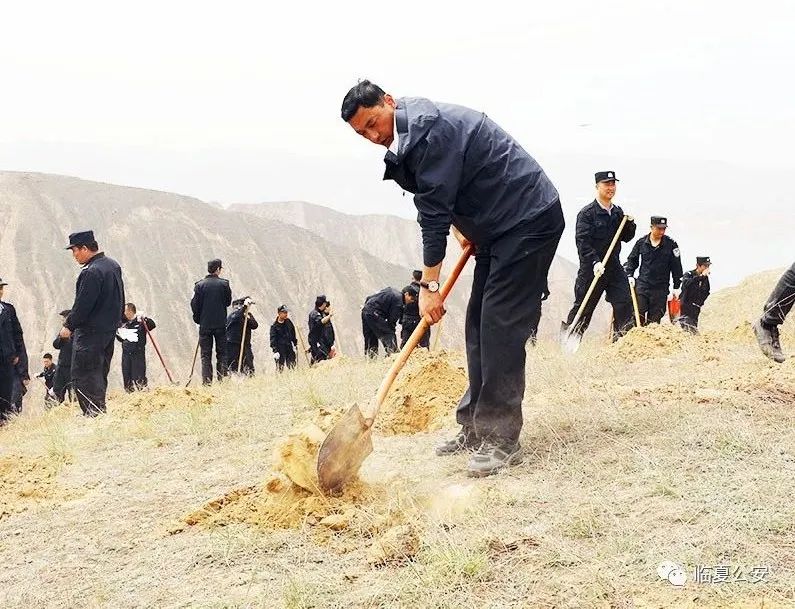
[560, 330, 582, 354]
[317, 403, 374, 493]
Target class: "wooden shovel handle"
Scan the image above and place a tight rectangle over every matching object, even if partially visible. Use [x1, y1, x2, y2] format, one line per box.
[364, 244, 474, 423]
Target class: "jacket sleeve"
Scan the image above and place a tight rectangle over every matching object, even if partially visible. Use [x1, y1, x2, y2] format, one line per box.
[53, 335, 64, 349]
[413, 128, 465, 267]
[190, 284, 202, 325]
[65, 269, 101, 330]
[269, 323, 278, 350]
[624, 239, 641, 277]
[620, 214, 637, 243]
[247, 315, 259, 331]
[145, 317, 156, 331]
[670, 242, 684, 290]
[224, 282, 232, 307]
[289, 320, 297, 346]
[680, 271, 695, 295]
[10, 306, 28, 379]
[575, 209, 600, 266]
[388, 297, 403, 328]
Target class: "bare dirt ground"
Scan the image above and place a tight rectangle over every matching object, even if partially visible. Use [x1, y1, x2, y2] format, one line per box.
[1, 300, 794, 608]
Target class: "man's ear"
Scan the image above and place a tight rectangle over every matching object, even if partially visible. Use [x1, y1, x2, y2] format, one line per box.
[384, 93, 396, 108]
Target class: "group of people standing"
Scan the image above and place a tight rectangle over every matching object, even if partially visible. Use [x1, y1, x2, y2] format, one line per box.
[560, 171, 713, 341]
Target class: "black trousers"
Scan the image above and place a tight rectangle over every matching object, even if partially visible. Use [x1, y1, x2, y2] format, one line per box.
[457, 202, 564, 444]
[528, 306, 542, 345]
[762, 262, 795, 327]
[199, 328, 227, 384]
[565, 263, 633, 338]
[361, 309, 398, 357]
[400, 317, 430, 349]
[0, 361, 15, 421]
[636, 289, 668, 325]
[52, 365, 72, 403]
[274, 345, 297, 371]
[227, 342, 255, 375]
[11, 377, 25, 413]
[121, 350, 147, 392]
[679, 312, 700, 334]
[72, 330, 115, 416]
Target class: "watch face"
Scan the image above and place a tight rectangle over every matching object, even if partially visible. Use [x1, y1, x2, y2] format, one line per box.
[429, 281, 440, 292]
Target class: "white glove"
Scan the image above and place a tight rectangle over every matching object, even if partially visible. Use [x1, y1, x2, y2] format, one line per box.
[136, 313, 146, 321]
[672, 288, 681, 298]
[273, 352, 280, 360]
[117, 327, 139, 342]
[244, 297, 254, 307]
[593, 261, 606, 277]
[627, 277, 636, 288]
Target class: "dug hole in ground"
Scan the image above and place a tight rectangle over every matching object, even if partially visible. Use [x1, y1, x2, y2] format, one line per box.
[0, 271, 794, 608]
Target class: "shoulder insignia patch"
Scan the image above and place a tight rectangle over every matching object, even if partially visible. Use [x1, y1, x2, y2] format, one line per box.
[673, 248, 680, 257]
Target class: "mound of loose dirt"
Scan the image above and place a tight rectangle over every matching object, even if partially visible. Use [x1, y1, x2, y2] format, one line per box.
[609, 324, 690, 361]
[377, 352, 467, 435]
[114, 386, 217, 414]
[0, 455, 62, 518]
[184, 409, 399, 536]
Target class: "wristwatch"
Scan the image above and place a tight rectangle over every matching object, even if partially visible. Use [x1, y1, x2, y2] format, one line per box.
[420, 280, 440, 293]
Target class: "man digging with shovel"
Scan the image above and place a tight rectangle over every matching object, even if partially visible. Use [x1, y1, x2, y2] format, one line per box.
[341, 81, 564, 477]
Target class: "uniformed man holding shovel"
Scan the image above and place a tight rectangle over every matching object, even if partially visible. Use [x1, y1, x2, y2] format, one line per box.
[562, 172, 636, 342]
[342, 80, 564, 476]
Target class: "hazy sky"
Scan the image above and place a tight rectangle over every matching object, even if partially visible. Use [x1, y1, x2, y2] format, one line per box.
[2, 1, 793, 287]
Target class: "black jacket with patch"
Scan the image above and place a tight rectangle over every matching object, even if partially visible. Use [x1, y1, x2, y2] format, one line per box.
[363, 288, 404, 330]
[624, 234, 683, 293]
[574, 201, 636, 268]
[270, 318, 297, 351]
[115, 316, 156, 354]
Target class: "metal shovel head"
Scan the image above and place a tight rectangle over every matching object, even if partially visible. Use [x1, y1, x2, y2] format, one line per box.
[316, 402, 374, 493]
[560, 329, 582, 354]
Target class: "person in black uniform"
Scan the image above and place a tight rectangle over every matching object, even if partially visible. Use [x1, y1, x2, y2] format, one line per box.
[0, 277, 29, 422]
[59, 231, 125, 416]
[226, 297, 257, 375]
[270, 305, 297, 371]
[35, 353, 58, 406]
[679, 256, 711, 333]
[563, 171, 636, 340]
[753, 262, 795, 363]
[342, 81, 564, 476]
[308, 295, 334, 364]
[116, 303, 156, 391]
[52, 309, 73, 403]
[362, 287, 403, 357]
[411, 269, 422, 289]
[321, 300, 337, 358]
[400, 284, 430, 349]
[191, 258, 232, 384]
[624, 216, 684, 325]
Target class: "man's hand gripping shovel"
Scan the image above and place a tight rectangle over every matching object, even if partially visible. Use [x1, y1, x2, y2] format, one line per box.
[317, 244, 474, 493]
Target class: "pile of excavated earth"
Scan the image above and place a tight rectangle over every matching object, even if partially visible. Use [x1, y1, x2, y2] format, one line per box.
[180, 351, 469, 565]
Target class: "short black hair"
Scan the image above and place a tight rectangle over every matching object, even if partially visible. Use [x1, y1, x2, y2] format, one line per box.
[412, 269, 422, 282]
[208, 258, 222, 274]
[341, 80, 386, 122]
[125, 303, 137, 313]
[86, 241, 99, 252]
[43, 353, 53, 360]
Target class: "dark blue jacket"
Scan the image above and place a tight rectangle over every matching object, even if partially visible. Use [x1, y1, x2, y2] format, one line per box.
[574, 201, 636, 268]
[64, 252, 125, 334]
[383, 97, 559, 267]
[363, 287, 404, 329]
[624, 234, 683, 293]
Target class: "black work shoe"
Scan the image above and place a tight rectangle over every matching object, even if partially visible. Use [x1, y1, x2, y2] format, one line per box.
[435, 426, 480, 456]
[466, 440, 523, 477]
[753, 319, 786, 363]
